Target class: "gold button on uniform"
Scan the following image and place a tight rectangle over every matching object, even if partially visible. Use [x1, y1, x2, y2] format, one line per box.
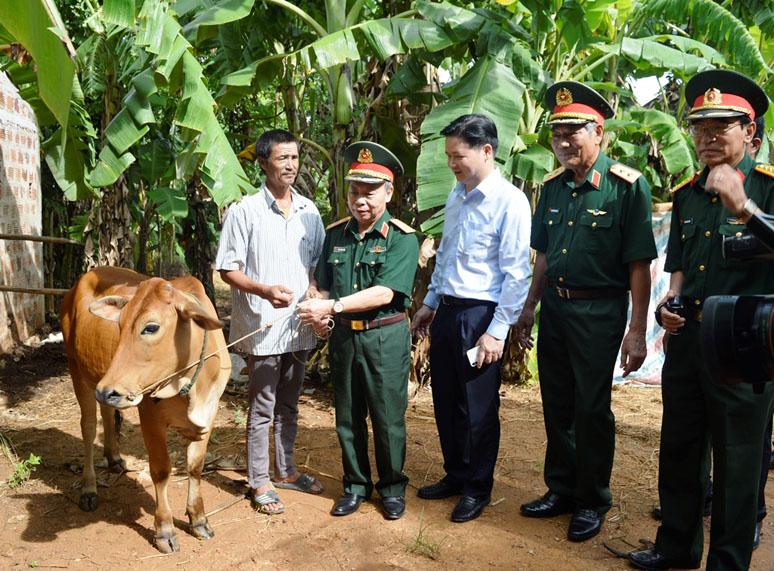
[699, 265, 705, 271]
[736, 232, 743, 237]
[694, 299, 700, 306]
[572, 192, 578, 197]
[353, 284, 358, 289]
[355, 262, 360, 267]
[549, 220, 553, 225]
[370, 261, 375, 265]
[712, 197, 718, 203]
[562, 249, 567, 254]
[705, 231, 711, 237]
[359, 241, 363, 246]
[559, 277, 564, 282]
[568, 221, 574, 227]
[335, 259, 339, 263]
[592, 222, 597, 228]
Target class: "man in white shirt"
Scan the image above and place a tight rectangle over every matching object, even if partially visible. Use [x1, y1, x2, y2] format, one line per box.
[215, 130, 325, 515]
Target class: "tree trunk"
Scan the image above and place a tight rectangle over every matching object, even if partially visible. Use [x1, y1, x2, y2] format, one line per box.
[181, 177, 216, 306]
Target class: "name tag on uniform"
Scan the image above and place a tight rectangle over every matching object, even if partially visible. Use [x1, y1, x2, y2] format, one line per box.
[333, 246, 347, 253]
[369, 246, 386, 253]
[548, 207, 560, 213]
[681, 218, 693, 225]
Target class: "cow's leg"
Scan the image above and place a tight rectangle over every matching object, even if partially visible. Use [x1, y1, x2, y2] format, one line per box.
[71, 365, 99, 511]
[138, 405, 178, 553]
[185, 435, 214, 539]
[99, 404, 125, 472]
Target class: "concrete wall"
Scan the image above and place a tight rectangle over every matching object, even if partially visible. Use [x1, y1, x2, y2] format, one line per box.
[0, 71, 42, 352]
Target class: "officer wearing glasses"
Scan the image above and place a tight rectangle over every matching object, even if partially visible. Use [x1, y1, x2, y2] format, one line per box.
[630, 70, 774, 571]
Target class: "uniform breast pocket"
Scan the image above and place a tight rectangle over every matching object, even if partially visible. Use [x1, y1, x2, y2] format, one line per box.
[578, 211, 614, 251]
[360, 251, 387, 275]
[458, 221, 496, 257]
[327, 251, 351, 290]
[680, 223, 697, 242]
[542, 210, 563, 233]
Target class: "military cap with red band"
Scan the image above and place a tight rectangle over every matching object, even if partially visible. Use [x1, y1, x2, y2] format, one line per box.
[343, 141, 404, 184]
[544, 81, 614, 126]
[685, 69, 768, 121]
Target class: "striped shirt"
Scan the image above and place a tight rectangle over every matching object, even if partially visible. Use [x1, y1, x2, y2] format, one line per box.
[215, 184, 325, 356]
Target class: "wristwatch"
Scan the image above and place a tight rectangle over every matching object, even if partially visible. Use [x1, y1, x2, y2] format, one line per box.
[332, 299, 344, 314]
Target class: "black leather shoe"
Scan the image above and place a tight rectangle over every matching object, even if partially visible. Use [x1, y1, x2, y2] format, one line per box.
[754, 520, 762, 551]
[332, 493, 365, 516]
[382, 496, 405, 520]
[628, 548, 672, 570]
[520, 490, 575, 518]
[567, 508, 602, 542]
[417, 479, 462, 500]
[451, 495, 490, 523]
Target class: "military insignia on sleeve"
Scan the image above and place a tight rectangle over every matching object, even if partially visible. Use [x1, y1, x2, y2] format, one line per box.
[754, 163, 774, 179]
[357, 148, 374, 163]
[543, 166, 566, 183]
[609, 163, 641, 184]
[586, 209, 607, 216]
[388, 218, 416, 233]
[326, 216, 351, 230]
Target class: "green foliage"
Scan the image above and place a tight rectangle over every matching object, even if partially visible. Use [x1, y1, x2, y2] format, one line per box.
[406, 507, 446, 560]
[1, 433, 41, 489]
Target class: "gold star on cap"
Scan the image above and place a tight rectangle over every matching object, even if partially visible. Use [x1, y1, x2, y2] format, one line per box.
[556, 88, 573, 106]
[358, 148, 374, 163]
[703, 88, 721, 106]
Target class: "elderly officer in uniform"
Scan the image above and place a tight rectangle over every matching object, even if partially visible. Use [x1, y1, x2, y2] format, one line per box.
[629, 70, 774, 571]
[516, 82, 657, 541]
[298, 142, 419, 520]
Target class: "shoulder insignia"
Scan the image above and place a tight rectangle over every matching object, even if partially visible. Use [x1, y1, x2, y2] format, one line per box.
[389, 218, 415, 234]
[754, 163, 774, 179]
[609, 163, 641, 184]
[326, 216, 351, 231]
[670, 172, 699, 195]
[543, 166, 566, 183]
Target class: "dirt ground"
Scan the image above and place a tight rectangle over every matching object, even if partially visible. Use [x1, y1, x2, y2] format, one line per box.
[1, 290, 774, 570]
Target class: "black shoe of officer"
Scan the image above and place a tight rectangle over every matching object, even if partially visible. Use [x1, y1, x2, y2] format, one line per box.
[520, 490, 575, 518]
[332, 492, 365, 516]
[382, 496, 405, 520]
[567, 508, 602, 542]
[628, 548, 673, 570]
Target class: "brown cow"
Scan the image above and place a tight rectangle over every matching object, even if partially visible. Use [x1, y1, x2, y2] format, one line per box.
[60, 266, 231, 553]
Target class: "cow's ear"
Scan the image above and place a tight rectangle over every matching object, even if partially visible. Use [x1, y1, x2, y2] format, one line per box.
[89, 295, 131, 322]
[177, 302, 225, 330]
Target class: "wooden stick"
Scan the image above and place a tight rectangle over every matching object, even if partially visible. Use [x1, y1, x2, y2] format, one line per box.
[205, 494, 245, 517]
[0, 233, 84, 246]
[0, 285, 70, 295]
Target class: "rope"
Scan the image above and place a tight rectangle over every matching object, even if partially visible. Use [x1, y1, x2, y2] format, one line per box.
[178, 329, 207, 398]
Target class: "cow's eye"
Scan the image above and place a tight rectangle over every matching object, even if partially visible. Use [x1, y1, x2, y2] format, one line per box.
[141, 323, 160, 335]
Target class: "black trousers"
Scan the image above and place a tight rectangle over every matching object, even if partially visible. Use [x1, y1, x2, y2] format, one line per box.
[429, 301, 502, 500]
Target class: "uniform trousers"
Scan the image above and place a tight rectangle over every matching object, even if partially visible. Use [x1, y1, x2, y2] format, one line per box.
[429, 301, 501, 500]
[537, 288, 628, 514]
[329, 319, 410, 498]
[246, 350, 308, 489]
[656, 320, 774, 571]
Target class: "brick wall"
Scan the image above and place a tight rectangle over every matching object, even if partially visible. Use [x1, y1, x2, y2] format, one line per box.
[0, 71, 42, 352]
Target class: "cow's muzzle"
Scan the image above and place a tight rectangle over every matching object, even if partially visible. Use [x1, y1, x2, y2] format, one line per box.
[94, 388, 143, 408]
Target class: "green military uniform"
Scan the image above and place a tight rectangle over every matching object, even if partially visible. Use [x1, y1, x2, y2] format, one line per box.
[655, 154, 774, 570]
[532, 151, 657, 513]
[315, 209, 419, 498]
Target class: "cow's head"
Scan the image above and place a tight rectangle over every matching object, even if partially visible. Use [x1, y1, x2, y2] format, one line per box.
[91, 278, 224, 408]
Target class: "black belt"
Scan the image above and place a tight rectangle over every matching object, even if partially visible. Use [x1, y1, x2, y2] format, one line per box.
[439, 295, 493, 306]
[338, 313, 405, 331]
[548, 280, 626, 300]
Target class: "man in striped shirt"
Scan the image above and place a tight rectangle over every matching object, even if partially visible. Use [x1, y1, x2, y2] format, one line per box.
[215, 129, 325, 515]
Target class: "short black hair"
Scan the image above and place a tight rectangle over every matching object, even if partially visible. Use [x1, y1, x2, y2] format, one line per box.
[440, 114, 499, 155]
[255, 129, 299, 165]
[754, 116, 766, 140]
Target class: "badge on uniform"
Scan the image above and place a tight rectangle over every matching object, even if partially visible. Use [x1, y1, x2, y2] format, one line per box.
[727, 217, 745, 225]
[586, 209, 607, 216]
[681, 218, 693, 225]
[369, 245, 386, 253]
[549, 207, 560, 213]
[333, 246, 347, 253]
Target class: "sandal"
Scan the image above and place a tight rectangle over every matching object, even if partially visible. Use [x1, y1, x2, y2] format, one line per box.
[273, 473, 324, 495]
[250, 489, 286, 514]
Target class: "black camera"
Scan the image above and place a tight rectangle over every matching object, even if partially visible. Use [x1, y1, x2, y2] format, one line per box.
[702, 212, 774, 387]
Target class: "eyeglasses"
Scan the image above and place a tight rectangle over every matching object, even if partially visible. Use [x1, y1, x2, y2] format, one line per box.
[687, 122, 742, 138]
[550, 128, 588, 142]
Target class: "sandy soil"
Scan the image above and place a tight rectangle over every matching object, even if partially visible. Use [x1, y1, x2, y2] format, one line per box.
[0, 273, 773, 570]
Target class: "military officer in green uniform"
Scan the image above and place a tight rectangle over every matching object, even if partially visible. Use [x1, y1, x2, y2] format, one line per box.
[516, 81, 657, 542]
[298, 142, 419, 520]
[629, 71, 774, 571]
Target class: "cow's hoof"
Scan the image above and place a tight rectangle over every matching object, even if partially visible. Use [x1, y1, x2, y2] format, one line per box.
[154, 533, 179, 553]
[108, 458, 126, 473]
[79, 492, 98, 511]
[191, 521, 214, 540]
